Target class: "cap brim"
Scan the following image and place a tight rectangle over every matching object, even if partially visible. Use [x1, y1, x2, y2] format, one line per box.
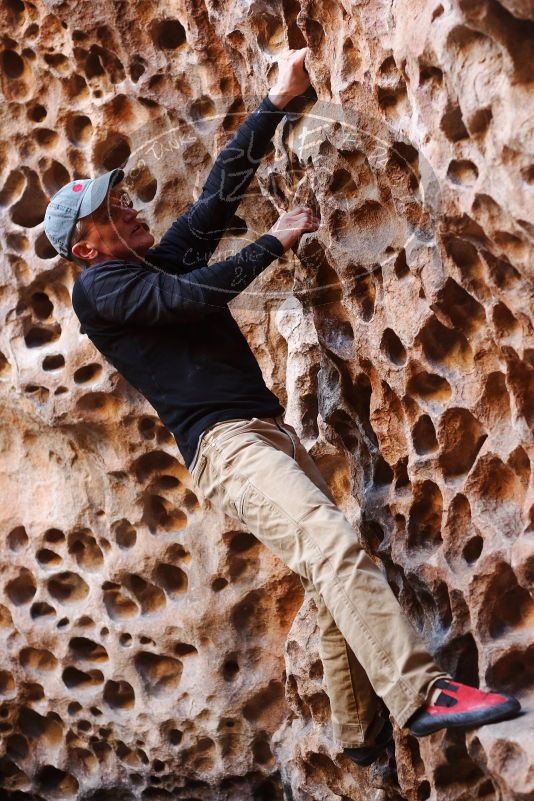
[78, 168, 124, 219]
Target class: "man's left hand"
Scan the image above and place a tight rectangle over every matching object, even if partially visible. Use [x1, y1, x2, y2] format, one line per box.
[268, 48, 311, 109]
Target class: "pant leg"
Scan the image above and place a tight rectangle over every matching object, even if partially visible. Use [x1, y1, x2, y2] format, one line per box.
[193, 416, 449, 728]
[277, 422, 385, 747]
[300, 572, 387, 746]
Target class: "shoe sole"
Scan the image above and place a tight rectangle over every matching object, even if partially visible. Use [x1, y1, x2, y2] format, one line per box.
[409, 696, 521, 737]
[345, 722, 394, 766]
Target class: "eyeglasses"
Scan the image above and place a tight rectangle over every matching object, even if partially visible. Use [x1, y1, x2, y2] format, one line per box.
[91, 190, 134, 223]
[112, 190, 134, 209]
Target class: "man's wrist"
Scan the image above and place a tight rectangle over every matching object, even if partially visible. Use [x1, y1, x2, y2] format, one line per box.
[267, 87, 293, 110]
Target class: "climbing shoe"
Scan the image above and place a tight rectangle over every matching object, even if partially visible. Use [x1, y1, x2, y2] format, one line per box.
[343, 717, 394, 767]
[407, 678, 521, 737]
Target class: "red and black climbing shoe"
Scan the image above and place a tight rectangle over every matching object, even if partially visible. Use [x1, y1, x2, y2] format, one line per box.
[343, 717, 394, 767]
[407, 679, 522, 737]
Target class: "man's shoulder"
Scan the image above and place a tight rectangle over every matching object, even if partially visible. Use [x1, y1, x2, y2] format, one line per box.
[80, 258, 148, 276]
[72, 260, 148, 323]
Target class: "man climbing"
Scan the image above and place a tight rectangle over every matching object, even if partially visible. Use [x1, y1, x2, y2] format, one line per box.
[43, 48, 521, 766]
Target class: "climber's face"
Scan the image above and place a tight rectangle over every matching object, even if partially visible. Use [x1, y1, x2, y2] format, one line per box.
[71, 188, 155, 266]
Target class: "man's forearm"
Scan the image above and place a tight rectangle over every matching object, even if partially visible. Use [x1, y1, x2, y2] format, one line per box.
[201, 94, 286, 204]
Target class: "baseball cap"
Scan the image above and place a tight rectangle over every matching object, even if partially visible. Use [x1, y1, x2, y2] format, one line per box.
[43, 168, 124, 261]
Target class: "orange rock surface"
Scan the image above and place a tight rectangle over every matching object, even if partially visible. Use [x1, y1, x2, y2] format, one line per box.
[0, 0, 532, 799]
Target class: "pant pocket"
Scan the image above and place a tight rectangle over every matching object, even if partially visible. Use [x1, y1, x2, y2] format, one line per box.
[236, 481, 252, 522]
[190, 452, 208, 486]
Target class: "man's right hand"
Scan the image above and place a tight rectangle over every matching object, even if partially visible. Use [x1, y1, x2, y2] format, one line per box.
[267, 206, 320, 252]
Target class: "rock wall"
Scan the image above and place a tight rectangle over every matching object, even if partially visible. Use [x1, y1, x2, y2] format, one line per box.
[0, 0, 532, 799]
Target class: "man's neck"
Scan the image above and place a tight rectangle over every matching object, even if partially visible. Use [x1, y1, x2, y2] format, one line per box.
[87, 252, 146, 268]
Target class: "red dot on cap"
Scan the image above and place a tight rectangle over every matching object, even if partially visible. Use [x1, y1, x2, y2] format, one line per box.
[72, 183, 83, 192]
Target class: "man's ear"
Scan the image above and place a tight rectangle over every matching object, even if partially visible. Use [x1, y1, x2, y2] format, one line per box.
[71, 239, 100, 261]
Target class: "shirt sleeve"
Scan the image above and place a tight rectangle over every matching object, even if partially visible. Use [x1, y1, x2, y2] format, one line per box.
[82, 233, 285, 327]
[146, 94, 286, 274]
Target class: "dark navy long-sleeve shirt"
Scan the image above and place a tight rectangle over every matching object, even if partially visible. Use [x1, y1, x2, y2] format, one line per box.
[71, 94, 286, 469]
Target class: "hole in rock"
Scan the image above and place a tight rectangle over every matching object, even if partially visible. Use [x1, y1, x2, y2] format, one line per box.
[137, 176, 157, 203]
[24, 325, 60, 348]
[225, 530, 259, 554]
[481, 250, 520, 289]
[7, 525, 28, 551]
[462, 535, 483, 563]
[31, 601, 55, 619]
[465, 454, 520, 525]
[412, 415, 438, 454]
[416, 316, 473, 370]
[93, 132, 131, 172]
[130, 57, 146, 82]
[44, 527, 65, 543]
[432, 277, 485, 335]
[437, 407, 487, 477]
[174, 642, 197, 657]
[126, 574, 166, 614]
[35, 230, 58, 259]
[394, 248, 409, 278]
[142, 494, 187, 534]
[492, 302, 519, 338]
[380, 327, 407, 365]
[68, 530, 104, 570]
[47, 571, 89, 604]
[73, 362, 102, 383]
[6, 569, 36, 605]
[374, 454, 394, 485]
[134, 652, 183, 696]
[103, 586, 139, 620]
[134, 450, 179, 482]
[190, 95, 216, 129]
[69, 637, 109, 663]
[360, 519, 385, 553]
[62, 666, 104, 689]
[419, 64, 443, 84]
[445, 237, 488, 299]
[11, 170, 48, 227]
[222, 656, 240, 681]
[36, 548, 62, 566]
[150, 18, 186, 49]
[440, 104, 469, 142]
[0, 168, 25, 206]
[468, 107, 492, 136]
[484, 563, 534, 639]
[19, 707, 63, 743]
[154, 563, 188, 595]
[36, 765, 79, 796]
[243, 679, 285, 723]
[28, 103, 47, 122]
[112, 519, 137, 549]
[407, 481, 443, 551]
[329, 168, 358, 198]
[447, 159, 479, 186]
[438, 632, 479, 686]
[168, 728, 183, 746]
[1, 49, 24, 78]
[42, 160, 69, 196]
[407, 371, 452, 401]
[486, 645, 534, 694]
[0, 671, 15, 695]
[103, 679, 135, 710]
[66, 113, 93, 145]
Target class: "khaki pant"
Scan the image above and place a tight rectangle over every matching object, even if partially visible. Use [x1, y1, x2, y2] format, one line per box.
[190, 415, 448, 746]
